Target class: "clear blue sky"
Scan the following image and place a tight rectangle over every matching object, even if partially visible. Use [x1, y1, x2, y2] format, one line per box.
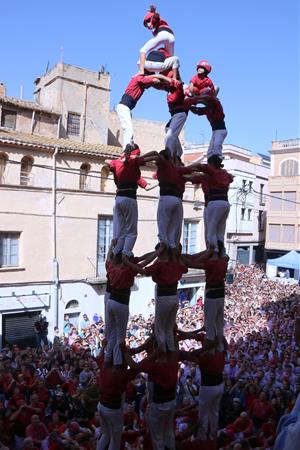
[1, 0, 299, 154]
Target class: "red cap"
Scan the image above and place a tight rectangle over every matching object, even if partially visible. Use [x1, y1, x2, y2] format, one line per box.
[197, 60, 212, 74]
[131, 147, 141, 156]
[143, 5, 158, 27]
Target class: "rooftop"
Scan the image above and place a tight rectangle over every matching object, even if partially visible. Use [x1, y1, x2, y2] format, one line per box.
[0, 96, 61, 116]
[0, 129, 122, 158]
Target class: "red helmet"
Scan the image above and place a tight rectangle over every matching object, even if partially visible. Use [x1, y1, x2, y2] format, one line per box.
[196, 60, 212, 73]
[143, 11, 154, 26]
[143, 5, 159, 27]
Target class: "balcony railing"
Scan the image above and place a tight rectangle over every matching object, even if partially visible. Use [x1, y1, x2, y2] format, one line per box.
[272, 138, 300, 149]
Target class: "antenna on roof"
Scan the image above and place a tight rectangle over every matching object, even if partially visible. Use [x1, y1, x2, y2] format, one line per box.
[20, 84, 23, 100]
[60, 46, 64, 64]
[45, 60, 50, 73]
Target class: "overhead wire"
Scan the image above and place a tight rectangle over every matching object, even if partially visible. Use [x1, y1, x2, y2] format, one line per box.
[4, 159, 300, 204]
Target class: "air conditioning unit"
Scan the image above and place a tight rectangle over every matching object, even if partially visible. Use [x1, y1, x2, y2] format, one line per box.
[193, 201, 203, 211]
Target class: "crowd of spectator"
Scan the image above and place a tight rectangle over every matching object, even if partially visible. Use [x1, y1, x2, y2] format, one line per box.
[0, 264, 299, 449]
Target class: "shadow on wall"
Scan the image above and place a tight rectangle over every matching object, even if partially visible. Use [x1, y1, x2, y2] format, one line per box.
[107, 128, 122, 147]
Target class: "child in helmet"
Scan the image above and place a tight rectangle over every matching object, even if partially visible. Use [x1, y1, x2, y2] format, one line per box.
[185, 60, 218, 104]
[139, 5, 180, 79]
[116, 73, 169, 149]
[189, 95, 227, 160]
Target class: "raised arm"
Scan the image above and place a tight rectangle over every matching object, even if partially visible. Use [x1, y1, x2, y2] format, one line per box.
[144, 182, 159, 191]
[122, 255, 147, 275]
[177, 329, 205, 341]
[179, 350, 202, 364]
[139, 244, 165, 267]
[129, 334, 155, 355]
[141, 150, 160, 163]
[180, 253, 207, 269]
[135, 250, 156, 263]
[152, 73, 173, 84]
[189, 105, 207, 116]
[189, 81, 195, 95]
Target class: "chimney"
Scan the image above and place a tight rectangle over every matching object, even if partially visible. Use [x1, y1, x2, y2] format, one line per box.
[0, 83, 6, 98]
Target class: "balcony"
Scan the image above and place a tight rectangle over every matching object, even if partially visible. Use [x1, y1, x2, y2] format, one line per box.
[272, 139, 300, 150]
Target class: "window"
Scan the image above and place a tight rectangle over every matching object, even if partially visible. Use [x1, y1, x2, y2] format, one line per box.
[1, 109, 17, 129]
[100, 166, 110, 192]
[283, 191, 296, 211]
[20, 156, 33, 186]
[268, 224, 280, 242]
[183, 221, 197, 254]
[237, 246, 250, 265]
[259, 184, 265, 205]
[242, 179, 247, 190]
[65, 300, 79, 310]
[258, 210, 264, 232]
[0, 153, 8, 183]
[67, 113, 80, 136]
[97, 217, 113, 276]
[270, 192, 282, 211]
[249, 181, 253, 191]
[241, 208, 246, 221]
[0, 233, 20, 267]
[79, 163, 90, 190]
[248, 209, 252, 221]
[282, 225, 295, 243]
[280, 159, 299, 176]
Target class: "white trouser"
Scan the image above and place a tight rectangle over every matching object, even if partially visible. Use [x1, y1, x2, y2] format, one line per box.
[165, 112, 187, 158]
[155, 294, 178, 351]
[148, 399, 176, 450]
[203, 206, 208, 247]
[97, 403, 123, 450]
[116, 103, 134, 150]
[104, 290, 110, 344]
[197, 383, 224, 440]
[105, 299, 129, 365]
[104, 290, 110, 316]
[157, 195, 183, 248]
[113, 196, 138, 256]
[206, 200, 230, 251]
[207, 129, 228, 160]
[144, 55, 180, 73]
[140, 31, 175, 56]
[204, 296, 224, 350]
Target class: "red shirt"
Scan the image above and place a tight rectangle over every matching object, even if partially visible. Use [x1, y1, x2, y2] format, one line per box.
[48, 421, 64, 433]
[194, 97, 225, 126]
[231, 417, 254, 436]
[157, 47, 171, 58]
[98, 366, 138, 408]
[122, 75, 157, 105]
[26, 423, 49, 441]
[138, 176, 147, 189]
[185, 351, 225, 376]
[145, 260, 187, 285]
[190, 74, 215, 95]
[45, 370, 62, 389]
[152, 19, 173, 36]
[180, 440, 216, 450]
[157, 158, 191, 195]
[202, 258, 228, 287]
[36, 387, 49, 404]
[166, 79, 186, 113]
[198, 164, 233, 195]
[110, 157, 145, 188]
[189, 173, 209, 205]
[106, 261, 137, 290]
[139, 353, 179, 390]
[249, 399, 275, 421]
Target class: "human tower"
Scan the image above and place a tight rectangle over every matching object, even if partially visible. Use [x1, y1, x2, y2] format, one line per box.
[97, 6, 233, 450]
